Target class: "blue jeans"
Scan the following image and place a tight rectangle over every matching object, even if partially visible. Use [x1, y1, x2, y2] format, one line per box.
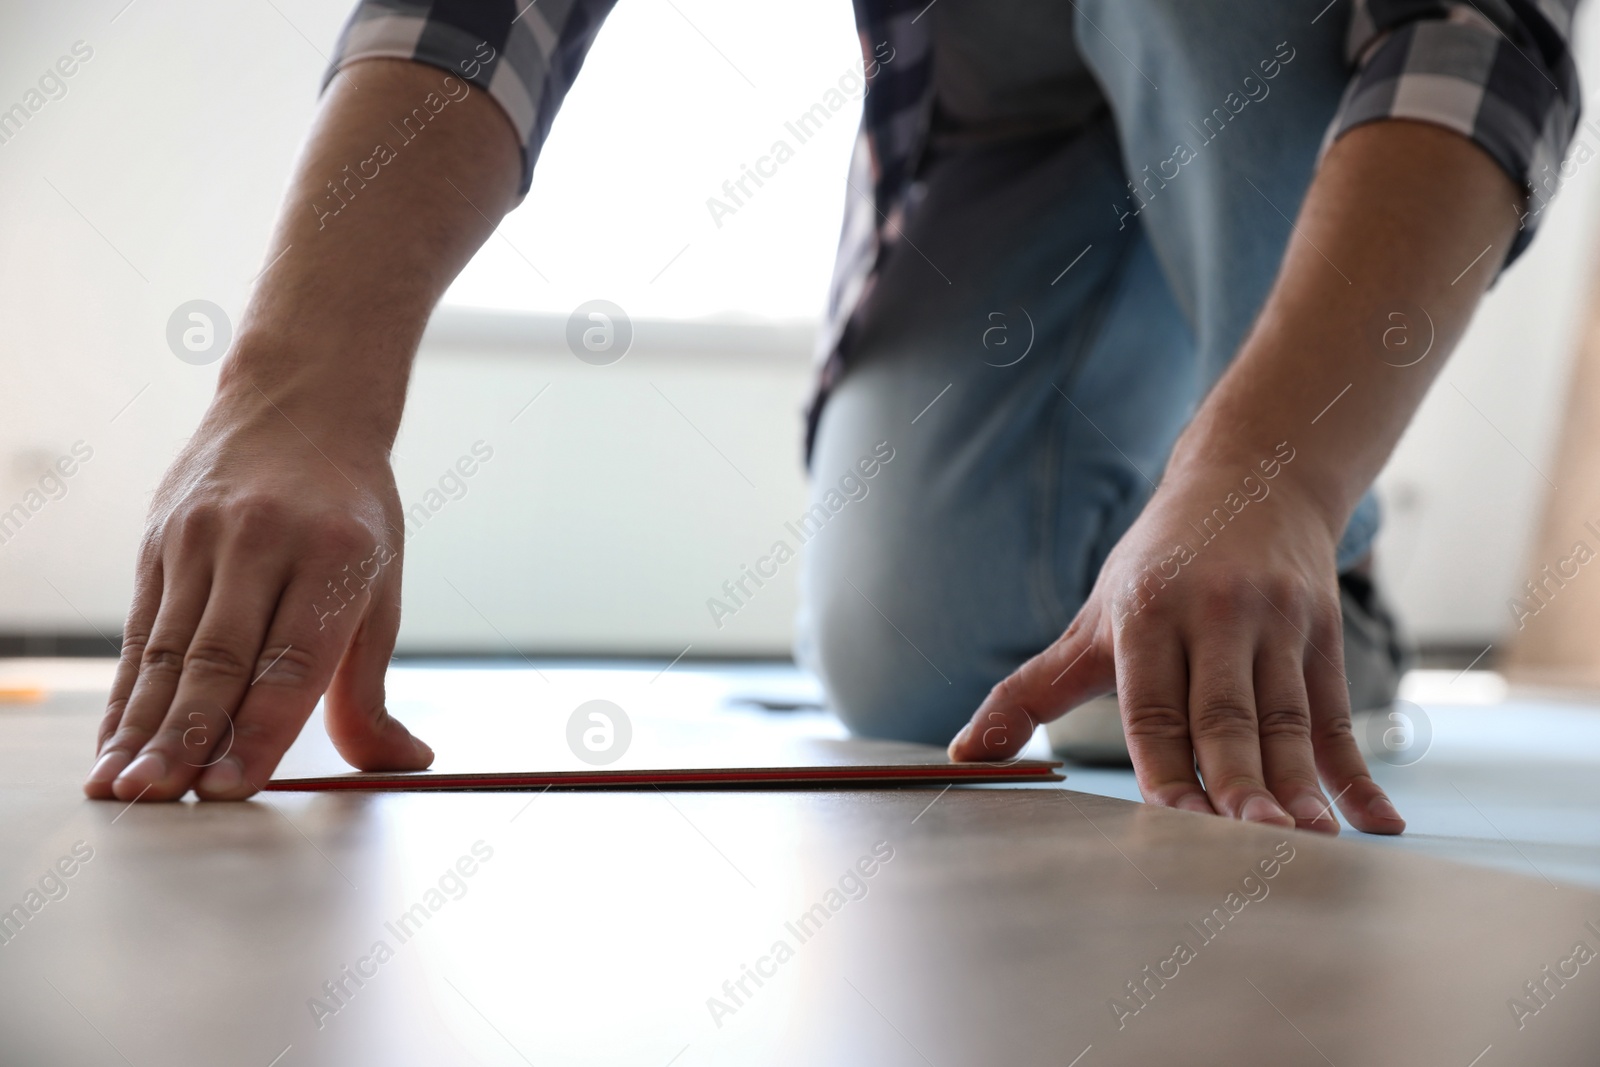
[796, 0, 1380, 745]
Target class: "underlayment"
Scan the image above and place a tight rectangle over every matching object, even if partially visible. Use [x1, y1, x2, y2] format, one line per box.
[370, 660, 1600, 893]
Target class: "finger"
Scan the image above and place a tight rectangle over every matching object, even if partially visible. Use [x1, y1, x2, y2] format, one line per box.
[1115, 613, 1213, 815]
[1304, 630, 1405, 835]
[1253, 645, 1337, 834]
[108, 550, 289, 801]
[85, 546, 163, 798]
[313, 578, 431, 775]
[1187, 627, 1293, 827]
[185, 571, 370, 801]
[94, 561, 214, 801]
[948, 609, 1114, 762]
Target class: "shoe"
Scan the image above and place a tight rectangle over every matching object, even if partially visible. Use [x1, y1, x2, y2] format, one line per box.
[1045, 570, 1415, 766]
[1337, 568, 1415, 717]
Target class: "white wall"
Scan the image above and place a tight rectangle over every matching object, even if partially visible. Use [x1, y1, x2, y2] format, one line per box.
[1373, 2, 1600, 645]
[1, 0, 1598, 656]
[388, 311, 813, 653]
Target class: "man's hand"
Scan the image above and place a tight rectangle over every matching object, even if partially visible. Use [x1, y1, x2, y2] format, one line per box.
[949, 121, 1521, 833]
[82, 58, 522, 800]
[949, 462, 1401, 834]
[84, 394, 430, 801]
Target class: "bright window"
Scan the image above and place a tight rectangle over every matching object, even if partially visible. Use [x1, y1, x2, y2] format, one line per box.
[441, 0, 863, 322]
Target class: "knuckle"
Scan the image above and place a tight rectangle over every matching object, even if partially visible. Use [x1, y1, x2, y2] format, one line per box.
[118, 630, 150, 668]
[310, 515, 376, 558]
[139, 644, 187, 681]
[1198, 579, 1254, 620]
[1060, 613, 1091, 642]
[1113, 592, 1168, 627]
[1311, 602, 1345, 643]
[227, 503, 295, 551]
[986, 673, 1021, 709]
[96, 705, 125, 746]
[1255, 703, 1312, 740]
[181, 640, 256, 682]
[1316, 711, 1358, 744]
[170, 503, 222, 545]
[226, 494, 294, 530]
[152, 722, 203, 757]
[1257, 573, 1307, 607]
[97, 699, 123, 727]
[1271, 772, 1323, 795]
[249, 644, 321, 689]
[106, 721, 157, 753]
[325, 704, 391, 749]
[135, 528, 164, 565]
[1189, 695, 1258, 738]
[1123, 702, 1188, 741]
[1213, 776, 1270, 798]
[1045, 646, 1095, 688]
[227, 715, 291, 764]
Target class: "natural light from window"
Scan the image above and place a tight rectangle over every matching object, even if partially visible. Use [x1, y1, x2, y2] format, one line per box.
[441, 0, 863, 323]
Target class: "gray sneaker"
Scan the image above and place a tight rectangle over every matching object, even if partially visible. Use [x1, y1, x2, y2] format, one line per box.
[1046, 570, 1414, 766]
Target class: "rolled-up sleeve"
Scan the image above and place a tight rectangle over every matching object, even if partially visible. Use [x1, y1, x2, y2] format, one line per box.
[1329, 0, 1581, 263]
[323, 0, 619, 197]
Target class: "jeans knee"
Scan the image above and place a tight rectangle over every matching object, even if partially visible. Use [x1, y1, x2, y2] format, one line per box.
[1072, 0, 1185, 41]
[802, 578, 989, 747]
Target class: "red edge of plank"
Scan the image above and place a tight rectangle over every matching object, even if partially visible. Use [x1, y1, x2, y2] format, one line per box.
[265, 762, 1064, 792]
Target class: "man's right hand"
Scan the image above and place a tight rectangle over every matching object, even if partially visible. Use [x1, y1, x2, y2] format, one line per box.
[83, 391, 432, 801]
[81, 57, 523, 801]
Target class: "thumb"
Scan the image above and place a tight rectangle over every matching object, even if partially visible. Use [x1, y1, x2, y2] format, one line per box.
[948, 607, 1115, 761]
[324, 580, 432, 771]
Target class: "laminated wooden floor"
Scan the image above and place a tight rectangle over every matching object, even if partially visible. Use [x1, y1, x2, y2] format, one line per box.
[1, 661, 1595, 1065]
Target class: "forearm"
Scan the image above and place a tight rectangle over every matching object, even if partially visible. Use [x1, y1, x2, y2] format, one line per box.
[1167, 120, 1522, 535]
[213, 58, 522, 450]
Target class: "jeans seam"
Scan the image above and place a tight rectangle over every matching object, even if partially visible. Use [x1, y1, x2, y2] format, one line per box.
[1033, 231, 1143, 636]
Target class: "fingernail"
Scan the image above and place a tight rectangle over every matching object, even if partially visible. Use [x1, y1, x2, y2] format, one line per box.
[86, 751, 129, 786]
[1177, 794, 1213, 814]
[1241, 795, 1292, 824]
[1367, 795, 1402, 821]
[116, 752, 167, 790]
[198, 757, 243, 794]
[946, 723, 973, 759]
[413, 737, 435, 765]
[1288, 795, 1333, 824]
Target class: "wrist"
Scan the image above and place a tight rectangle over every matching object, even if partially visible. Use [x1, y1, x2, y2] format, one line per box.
[1163, 428, 1354, 543]
[212, 335, 405, 456]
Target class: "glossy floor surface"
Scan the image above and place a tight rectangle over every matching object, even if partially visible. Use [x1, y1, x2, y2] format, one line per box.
[1, 659, 1596, 1066]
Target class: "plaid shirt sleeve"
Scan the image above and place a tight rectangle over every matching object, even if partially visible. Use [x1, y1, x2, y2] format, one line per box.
[322, 0, 619, 197]
[1332, 0, 1581, 263]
